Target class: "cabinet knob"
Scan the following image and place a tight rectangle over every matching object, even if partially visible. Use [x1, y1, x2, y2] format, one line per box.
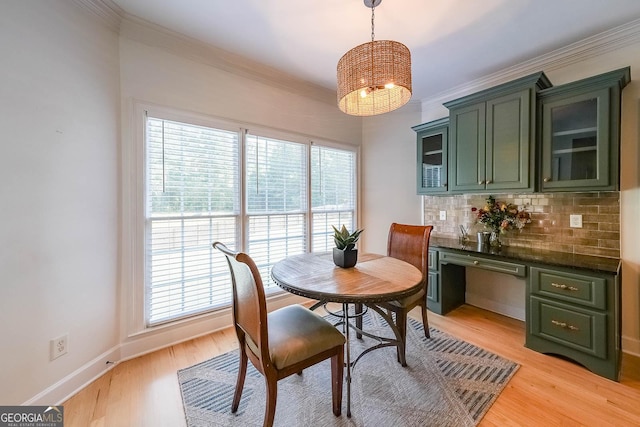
[485, 179, 492, 184]
[478, 180, 485, 185]
[473, 260, 479, 265]
[543, 177, 551, 182]
[442, 183, 447, 187]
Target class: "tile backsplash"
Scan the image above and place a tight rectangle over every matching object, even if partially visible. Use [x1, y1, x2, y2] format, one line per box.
[424, 192, 620, 258]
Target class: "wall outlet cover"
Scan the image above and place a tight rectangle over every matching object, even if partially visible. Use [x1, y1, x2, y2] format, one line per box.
[50, 334, 68, 360]
[439, 210, 447, 220]
[570, 214, 583, 228]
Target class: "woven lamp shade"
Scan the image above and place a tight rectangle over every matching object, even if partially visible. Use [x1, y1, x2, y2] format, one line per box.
[337, 39, 412, 116]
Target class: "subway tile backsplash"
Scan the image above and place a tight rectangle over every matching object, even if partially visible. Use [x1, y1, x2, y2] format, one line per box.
[424, 192, 620, 258]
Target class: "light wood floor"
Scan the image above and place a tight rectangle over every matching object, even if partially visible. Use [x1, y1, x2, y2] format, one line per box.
[63, 304, 640, 426]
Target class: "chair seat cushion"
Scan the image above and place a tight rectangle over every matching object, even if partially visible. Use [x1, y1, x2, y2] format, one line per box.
[385, 288, 425, 309]
[266, 305, 345, 370]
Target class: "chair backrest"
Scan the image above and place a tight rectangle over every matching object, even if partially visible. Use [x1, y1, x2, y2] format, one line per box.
[387, 223, 433, 289]
[213, 242, 269, 362]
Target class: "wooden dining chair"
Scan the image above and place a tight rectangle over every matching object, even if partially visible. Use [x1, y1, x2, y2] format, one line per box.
[374, 223, 433, 366]
[213, 242, 345, 427]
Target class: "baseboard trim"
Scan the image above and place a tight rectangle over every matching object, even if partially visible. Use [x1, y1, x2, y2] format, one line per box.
[622, 335, 640, 357]
[27, 293, 308, 405]
[24, 346, 121, 406]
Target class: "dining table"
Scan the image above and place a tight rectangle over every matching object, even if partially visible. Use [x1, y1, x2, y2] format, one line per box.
[270, 251, 423, 417]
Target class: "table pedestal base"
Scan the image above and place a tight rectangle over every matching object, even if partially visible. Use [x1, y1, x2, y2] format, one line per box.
[310, 301, 406, 418]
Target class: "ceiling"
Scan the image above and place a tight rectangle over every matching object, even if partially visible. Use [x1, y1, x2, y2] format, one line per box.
[110, 0, 640, 101]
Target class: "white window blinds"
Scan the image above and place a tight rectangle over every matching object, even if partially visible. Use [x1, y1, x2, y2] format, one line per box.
[245, 134, 307, 289]
[311, 145, 357, 252]
[142, 113, 358, 326]
[145, 117, 239, 326]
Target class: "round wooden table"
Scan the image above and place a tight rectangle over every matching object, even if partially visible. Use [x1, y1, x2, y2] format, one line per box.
[271, 252, 423, 417]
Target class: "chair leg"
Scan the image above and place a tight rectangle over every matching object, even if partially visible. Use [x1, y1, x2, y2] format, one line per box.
[421, 303, 431, 339]
[232, 348, 248, 413]
[263, 373, 278, 427]
[331, 348, 344, 416]
[396, 311, 407, 367]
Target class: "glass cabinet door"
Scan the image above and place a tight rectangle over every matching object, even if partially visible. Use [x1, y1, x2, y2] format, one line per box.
[541, 89, 610, 190]
[414, 119, 448, 194]
[422, 133, 443, 188]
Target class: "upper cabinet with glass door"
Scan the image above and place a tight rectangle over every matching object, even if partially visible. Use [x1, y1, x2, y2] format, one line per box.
[412, 118, 448, 195]
[538, 67, 630, 191]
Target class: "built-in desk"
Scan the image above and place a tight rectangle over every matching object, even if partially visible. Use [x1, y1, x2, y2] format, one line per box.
[427, 237, 622, 381]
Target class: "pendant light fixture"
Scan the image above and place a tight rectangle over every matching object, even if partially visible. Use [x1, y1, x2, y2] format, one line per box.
[337, 0, 412, 116]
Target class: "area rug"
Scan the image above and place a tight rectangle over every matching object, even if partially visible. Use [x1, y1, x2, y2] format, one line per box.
[178, 313, 518, 427]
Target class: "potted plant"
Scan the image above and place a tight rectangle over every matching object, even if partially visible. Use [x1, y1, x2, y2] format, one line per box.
[331, 225, 363, 268]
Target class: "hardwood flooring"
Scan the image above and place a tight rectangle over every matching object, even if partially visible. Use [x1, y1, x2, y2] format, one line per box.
[63, 304, 640, 426]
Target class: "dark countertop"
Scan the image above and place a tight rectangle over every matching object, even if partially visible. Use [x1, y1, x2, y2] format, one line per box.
[430, 236, 621, 274]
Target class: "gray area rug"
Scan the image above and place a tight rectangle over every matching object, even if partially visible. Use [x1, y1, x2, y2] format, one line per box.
[178, 313, 518, 426]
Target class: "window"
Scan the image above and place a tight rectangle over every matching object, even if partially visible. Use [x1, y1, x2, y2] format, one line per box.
[311, 145, 357, 253]
[245, 134, 307, 290]
[145, 118, 240, 325]
[143, 111, 358, 326]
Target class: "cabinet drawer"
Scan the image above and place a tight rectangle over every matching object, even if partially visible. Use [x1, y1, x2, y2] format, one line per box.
[428, 249, 438, 271]
[439, 252, 526, 277]
[427, 271, 439, 303]
[530, 267, 606, 310]
[530, 296, 607, 359]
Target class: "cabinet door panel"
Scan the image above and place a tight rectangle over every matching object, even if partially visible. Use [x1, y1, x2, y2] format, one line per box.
[427, 271, 439, 303]
[530, 296, 607, 359]
[541, 89, 610, 190]
[449, 102, 485, 192]
[486, 90, 531, 190]
[414, 119, 448, 194]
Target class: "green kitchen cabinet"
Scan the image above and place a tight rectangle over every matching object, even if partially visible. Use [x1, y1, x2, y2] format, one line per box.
[538, 67, 630, 191]
[412, 118, 448, 194]
[526, 265, 621, 381]
[444, 72, 552, 193]
[426, 249, 439, 306]
[426, 248, 466, 315]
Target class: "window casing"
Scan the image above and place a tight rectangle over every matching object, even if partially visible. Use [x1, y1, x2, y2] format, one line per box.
[141, 108, 358, 327]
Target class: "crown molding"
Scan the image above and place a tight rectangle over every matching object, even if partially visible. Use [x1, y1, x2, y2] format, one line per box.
[72, 0, 337, 105]
[421, 18, 640, 112]
[119, 14, 337, 105]
[71, 0, 124, 32]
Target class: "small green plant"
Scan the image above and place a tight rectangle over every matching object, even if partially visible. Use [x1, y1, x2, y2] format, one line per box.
[332, 225, 364, 251]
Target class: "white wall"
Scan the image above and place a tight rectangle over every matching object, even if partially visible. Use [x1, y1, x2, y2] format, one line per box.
[360, 103, 423, 253]
[0, 1, 121, 404]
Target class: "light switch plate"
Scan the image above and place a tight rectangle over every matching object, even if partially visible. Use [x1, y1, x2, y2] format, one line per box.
[570, 214, 583, 228]
[439, 210, 446, 221]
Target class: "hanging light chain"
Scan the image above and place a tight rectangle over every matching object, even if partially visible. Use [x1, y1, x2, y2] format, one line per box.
[371, 3, 375, 42]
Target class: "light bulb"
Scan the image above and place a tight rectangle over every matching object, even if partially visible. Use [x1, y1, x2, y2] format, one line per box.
[384, 83, 395, 89]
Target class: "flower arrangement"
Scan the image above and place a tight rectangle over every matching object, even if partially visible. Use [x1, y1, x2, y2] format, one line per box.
[472, 195, 531, 234]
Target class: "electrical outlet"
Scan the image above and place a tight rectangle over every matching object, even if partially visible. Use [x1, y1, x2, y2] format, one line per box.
[569, 214, 583, 228]
[50, 334, 68, 360]
[439, 210, 447, 221]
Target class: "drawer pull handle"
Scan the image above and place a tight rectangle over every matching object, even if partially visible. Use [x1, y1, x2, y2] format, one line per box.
[473, 260, 479, 265]
[551, 320, 579, 331]
[551, 283, 579, 291]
